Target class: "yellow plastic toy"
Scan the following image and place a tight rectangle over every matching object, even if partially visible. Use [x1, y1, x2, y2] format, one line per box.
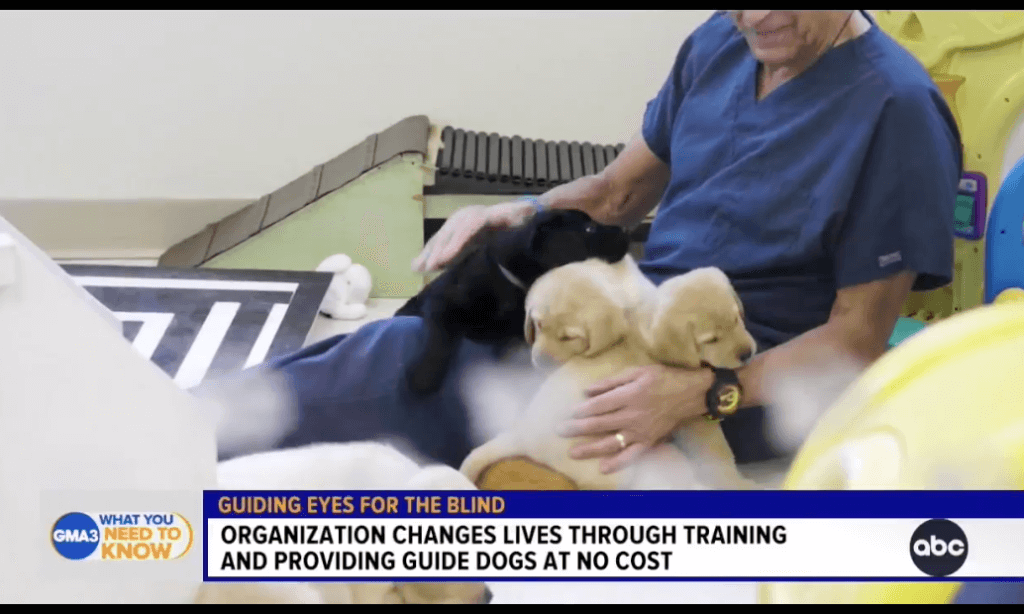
[995, 287, 1024, 305]
[758, 300, 1024, 604]
[873, 11, 1024, 322]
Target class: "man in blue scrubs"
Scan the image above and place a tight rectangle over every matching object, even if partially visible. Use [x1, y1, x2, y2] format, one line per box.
[252, 10, 962, 473]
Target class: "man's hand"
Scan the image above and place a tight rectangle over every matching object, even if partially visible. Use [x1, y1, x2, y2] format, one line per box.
[556, 364, 713, 474]
[412, 200, 538, 272]
[412, 132, 671, 273]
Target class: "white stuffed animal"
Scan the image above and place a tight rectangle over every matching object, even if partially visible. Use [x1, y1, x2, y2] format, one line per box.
[316, 254, 372, 320]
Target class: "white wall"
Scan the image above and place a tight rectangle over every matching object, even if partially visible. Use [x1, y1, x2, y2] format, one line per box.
[0, 10, 713, 201]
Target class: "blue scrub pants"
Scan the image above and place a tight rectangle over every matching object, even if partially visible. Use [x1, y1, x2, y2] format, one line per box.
[261, 315, 782, 469]
[266, 316, 515, 469]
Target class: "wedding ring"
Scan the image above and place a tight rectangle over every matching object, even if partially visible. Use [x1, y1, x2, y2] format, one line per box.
[615, 433, 627, 450]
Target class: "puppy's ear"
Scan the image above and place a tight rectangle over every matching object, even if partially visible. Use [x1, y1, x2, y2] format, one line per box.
[581, 306, 629, 357]
[526, 212, 554, 250]
[645, 314, 702, 369]
[711, 269, 744, 319]
[527, 210, 572, 250]
[732, 287, 745, 319]
[523, 309, 536, 345]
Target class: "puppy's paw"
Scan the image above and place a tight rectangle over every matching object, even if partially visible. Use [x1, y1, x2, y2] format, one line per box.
[459, 432, 524, 485]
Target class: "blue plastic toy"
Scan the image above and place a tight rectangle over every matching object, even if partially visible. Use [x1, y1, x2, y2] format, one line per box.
[985, 155, 1024, 304]
[887, 158, 1024, 348]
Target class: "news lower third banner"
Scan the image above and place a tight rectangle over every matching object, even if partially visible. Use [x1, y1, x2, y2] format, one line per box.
[202, 491, 1024, 582]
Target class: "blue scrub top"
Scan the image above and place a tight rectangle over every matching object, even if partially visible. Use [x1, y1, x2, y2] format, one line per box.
[637, 11, 962, 463]
[639, 11, 963, 352]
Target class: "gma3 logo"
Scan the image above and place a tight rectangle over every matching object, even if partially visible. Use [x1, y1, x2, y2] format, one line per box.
[51, 512, 194, 561]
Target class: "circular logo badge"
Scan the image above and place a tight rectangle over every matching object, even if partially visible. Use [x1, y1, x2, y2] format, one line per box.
[717, 385, 741, 414]
[51, 513, 100, 560]
[910, 519, 968, 577]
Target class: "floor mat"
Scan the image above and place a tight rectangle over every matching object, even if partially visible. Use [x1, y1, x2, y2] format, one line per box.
[61, 265, 331, 388]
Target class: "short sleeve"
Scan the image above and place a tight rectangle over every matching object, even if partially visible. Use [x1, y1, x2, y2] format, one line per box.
[641, 22, 704, 164]
[832, 86, 963, 292]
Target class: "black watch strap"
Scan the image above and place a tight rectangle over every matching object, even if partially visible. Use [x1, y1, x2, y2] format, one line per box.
[704, 366, 742, 422]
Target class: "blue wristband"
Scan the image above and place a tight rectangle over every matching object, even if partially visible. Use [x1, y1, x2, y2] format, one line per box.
[520, 196, 547, 213]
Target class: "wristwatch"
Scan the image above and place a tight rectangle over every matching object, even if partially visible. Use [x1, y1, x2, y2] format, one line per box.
[704, 366, 742, 422]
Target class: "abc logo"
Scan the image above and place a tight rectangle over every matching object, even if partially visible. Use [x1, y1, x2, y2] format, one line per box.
[910, 519, 968, 577]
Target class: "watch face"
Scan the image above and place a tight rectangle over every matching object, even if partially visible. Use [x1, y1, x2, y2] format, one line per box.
[716, 384, 741, 415]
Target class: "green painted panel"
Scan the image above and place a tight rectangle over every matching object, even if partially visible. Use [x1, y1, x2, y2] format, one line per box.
[424, 194, 513, 218]
[204, 155, 426, 298]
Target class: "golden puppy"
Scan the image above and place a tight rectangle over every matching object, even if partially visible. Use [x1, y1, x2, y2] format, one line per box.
[525, 253, 657, 369]
[636, 266, 757, 488]
[637, 267, 756, 370]
[462, 256, 756, 491]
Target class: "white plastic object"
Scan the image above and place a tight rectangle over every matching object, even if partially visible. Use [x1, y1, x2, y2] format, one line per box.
[0, 233, 15, 287]
[0, 214, 216, 603]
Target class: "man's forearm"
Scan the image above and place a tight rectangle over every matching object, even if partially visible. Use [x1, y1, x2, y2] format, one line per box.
[534, 134, 669, 228]
[729, 271, 915, 416]
[734, 321, 879, 411]
[535, 174, 623, 225]
[537, 174, 661, 229]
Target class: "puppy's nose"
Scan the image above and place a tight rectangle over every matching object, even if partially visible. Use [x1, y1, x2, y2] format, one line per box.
[479, 586, 494, 604]
[738, 349, 754, 363]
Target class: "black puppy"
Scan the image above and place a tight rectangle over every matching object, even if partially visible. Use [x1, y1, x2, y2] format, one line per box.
[397, 208, 632, 395]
